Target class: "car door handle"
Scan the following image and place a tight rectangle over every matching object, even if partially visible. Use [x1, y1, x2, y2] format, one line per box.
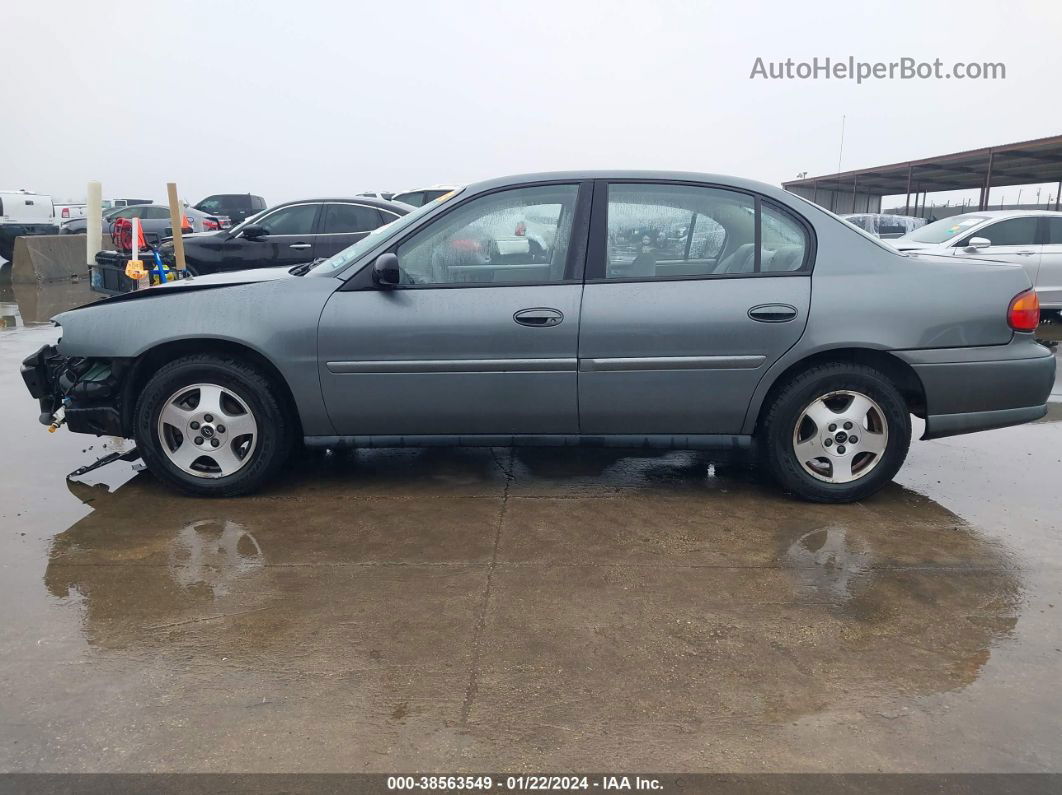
[289, 242, 312, 250]
[1016, 250, 1037, 256]
[514, 307, 564, 327]
[748, 303, 798, 322]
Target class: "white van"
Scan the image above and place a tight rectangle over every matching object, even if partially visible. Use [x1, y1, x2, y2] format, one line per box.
[0, 190, 57, 261]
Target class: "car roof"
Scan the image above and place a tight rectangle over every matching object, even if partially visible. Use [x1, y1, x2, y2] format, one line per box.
[394, 185, 458, 193]
[199, 193, 262, 200]
[843, 212, 922, 220]
[953, 209, 1062, 218]
[462, 171, 800, 204]
[270, 197, 411, 212]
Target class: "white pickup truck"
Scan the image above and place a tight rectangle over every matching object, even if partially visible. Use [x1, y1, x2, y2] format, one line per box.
[0, 189, 58, 261]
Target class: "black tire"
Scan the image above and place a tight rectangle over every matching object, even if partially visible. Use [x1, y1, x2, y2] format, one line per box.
[134, 354, 293, 497]
[759, 362, 911, 503]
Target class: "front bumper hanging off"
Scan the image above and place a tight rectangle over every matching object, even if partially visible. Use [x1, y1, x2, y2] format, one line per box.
[21, 344, 126, 437]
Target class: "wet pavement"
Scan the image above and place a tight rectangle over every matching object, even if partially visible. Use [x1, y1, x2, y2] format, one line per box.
[1, 279, 1061, 773]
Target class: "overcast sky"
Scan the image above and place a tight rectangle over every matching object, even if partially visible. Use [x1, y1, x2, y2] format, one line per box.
[6, 0, 1061, 206]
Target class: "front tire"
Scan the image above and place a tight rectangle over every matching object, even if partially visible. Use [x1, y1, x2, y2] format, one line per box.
[760, 362, 911, 503]
[134, 354, 292, 496]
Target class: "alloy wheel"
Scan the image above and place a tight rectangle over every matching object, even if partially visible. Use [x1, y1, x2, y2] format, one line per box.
[157, 383, 258, 479]
[792, 390, 889, 484]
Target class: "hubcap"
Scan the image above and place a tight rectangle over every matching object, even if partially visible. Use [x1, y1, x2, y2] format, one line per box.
[157, 383, 258, 479]
[792, 390, 888, 484]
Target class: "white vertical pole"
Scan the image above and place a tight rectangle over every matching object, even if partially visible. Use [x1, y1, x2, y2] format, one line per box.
[131, 217, 140, 263]
[86, 181, 102, 266]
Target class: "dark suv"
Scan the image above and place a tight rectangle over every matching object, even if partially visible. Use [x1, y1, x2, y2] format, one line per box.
[194, 194, 267, 226]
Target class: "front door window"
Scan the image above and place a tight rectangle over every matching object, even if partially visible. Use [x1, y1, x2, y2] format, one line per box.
[395, 185, 579, 286]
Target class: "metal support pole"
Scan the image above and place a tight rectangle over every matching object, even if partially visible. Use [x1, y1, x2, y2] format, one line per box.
[904, 165, 912, 215]
[980, 152, 994, 211]
[851, 175, 858, 214]
[1055, 181, 1061, 212]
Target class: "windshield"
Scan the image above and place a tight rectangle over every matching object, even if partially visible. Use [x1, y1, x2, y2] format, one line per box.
[901, 214, 988, 244]
[309, 190, 463, 275]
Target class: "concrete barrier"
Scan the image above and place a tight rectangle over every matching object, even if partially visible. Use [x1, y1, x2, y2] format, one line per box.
[11, 280, 100, 324]
[10, 235, 91, 285]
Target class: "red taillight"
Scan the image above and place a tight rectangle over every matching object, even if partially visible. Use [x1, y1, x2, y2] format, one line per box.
[203, 218, 220, 231]
[61, 207, 70, 218]
[1007, 290, 1039, 331]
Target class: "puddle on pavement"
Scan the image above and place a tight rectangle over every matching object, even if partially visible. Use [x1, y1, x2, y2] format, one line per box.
[31, 465, 1024, 729]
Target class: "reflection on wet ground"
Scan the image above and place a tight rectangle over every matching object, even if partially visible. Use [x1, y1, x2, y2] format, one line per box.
[0, 285, 1061, 772]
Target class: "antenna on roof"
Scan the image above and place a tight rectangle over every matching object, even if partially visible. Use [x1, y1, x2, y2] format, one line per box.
[836, 114, 846, 174]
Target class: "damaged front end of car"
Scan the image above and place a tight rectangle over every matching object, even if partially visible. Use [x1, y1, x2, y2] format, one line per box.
[20, 344, 129, 437]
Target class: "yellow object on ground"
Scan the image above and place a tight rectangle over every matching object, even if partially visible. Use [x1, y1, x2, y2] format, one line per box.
[125, 260, 146, 280]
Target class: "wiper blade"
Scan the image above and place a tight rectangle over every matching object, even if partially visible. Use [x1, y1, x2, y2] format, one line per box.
[289, 258, 326, 276]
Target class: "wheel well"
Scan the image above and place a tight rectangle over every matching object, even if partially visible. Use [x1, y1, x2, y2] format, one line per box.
[753, 348, 926, 434]
[121, 339, 302, 438]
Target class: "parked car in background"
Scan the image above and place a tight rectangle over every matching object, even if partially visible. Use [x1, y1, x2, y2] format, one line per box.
[842, 213, 926, 239]
[101, 198, 152, 210]
[357, 191, 396, 201]
[194, 194, 267, 226]
[60, 203, 228, 243]
[891, 210, 1062, 310]
[391, 185, 457, 207]
[54, 202, 87, 224]
[158, 197, 410, 275]
[0, 189, 57, 260]
[21, 171, 1054, 502]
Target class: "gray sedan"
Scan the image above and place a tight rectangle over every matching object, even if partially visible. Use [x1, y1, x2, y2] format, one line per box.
[21, 171, 1056, 502]
[60, 203, 227, 241]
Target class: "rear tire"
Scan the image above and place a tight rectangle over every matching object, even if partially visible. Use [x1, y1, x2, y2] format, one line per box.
[759, 362, 911, 503]
[134, 354, 292, 497]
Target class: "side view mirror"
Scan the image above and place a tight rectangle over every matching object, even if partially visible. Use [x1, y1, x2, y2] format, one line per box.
[965, 236, 991, 251]
[372, 253, 401, 288]
[241, 224, 268, 241]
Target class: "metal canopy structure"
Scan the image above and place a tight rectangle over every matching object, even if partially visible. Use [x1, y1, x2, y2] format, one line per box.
[783, 133, 1062, 214]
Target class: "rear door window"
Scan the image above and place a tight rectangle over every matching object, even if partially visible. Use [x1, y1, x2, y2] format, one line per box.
[600, 183, 809, 279]
[1045, 218, 1062, 245]
[323, 203, 383, 234]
